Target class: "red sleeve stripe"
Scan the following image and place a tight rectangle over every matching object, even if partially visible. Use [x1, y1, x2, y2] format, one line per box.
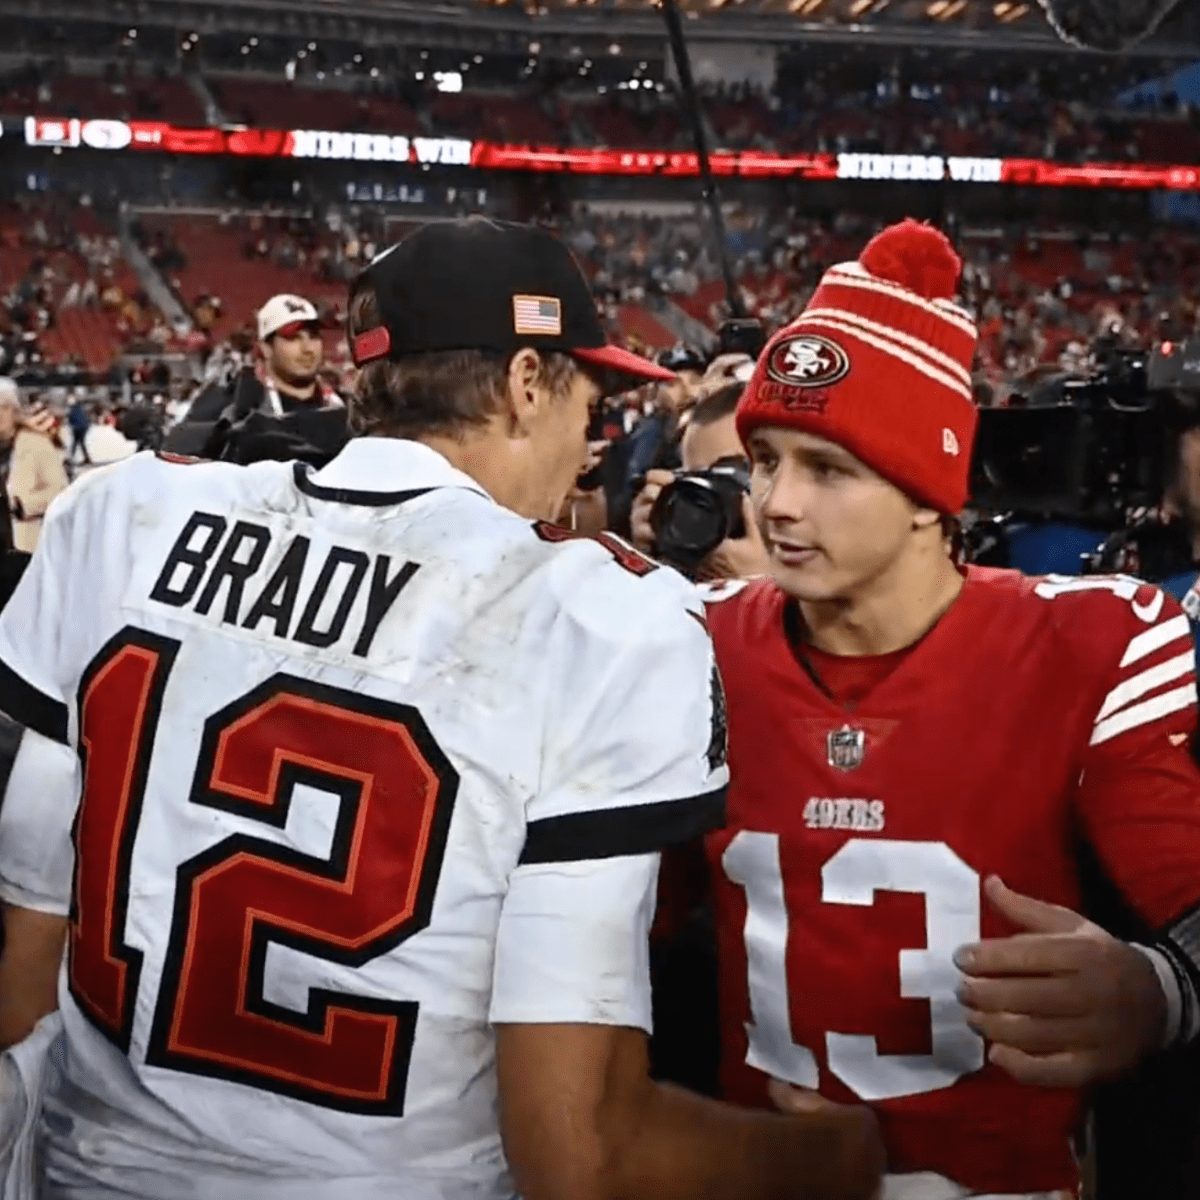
[1091, 682, 1197, 746]
[1096, 650, 1196, 723]
[1120, 613, 1191, 668]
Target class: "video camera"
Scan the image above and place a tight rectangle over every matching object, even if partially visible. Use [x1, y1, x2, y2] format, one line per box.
[963, 338, 1200, 578]
[969, 344, 1165, 525]
[650, 455, 751, 574]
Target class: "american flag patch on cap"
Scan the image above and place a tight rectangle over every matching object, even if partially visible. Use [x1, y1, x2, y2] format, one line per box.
[513, 295, 562, 336]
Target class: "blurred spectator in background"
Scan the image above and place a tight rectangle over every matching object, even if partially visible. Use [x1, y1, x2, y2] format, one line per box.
[67, 393, 91, 465]
[623, 343, 706, 498]
[0, 378, 68, 552]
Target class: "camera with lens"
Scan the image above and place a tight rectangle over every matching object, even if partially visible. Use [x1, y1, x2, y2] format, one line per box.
[650, 455, 751, 574]
[961, 336, 1200, 579]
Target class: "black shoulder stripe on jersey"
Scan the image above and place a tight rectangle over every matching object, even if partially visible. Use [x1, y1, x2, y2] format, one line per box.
[519, 786, 727, 866]
[293, 463, 435, 508]
[0, 658, 67, 745]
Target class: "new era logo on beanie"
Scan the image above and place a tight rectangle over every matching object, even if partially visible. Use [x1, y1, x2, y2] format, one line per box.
[736, 218, 980, 515]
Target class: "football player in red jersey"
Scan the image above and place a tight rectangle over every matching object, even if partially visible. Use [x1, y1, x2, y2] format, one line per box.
[702, 219, 1200, 1199]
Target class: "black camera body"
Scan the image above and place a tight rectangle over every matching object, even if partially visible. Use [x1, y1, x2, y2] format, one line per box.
[717, 318, 767, 361]
[650, 456, 751, 573]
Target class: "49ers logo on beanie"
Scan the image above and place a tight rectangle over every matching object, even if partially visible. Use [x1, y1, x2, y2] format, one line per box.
[766, 334, 851, 389]
[736, 218, 980, 515]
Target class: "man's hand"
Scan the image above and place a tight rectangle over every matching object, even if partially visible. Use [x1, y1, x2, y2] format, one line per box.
[954, 875, 1166, 1088]
[582, 440, 609, 477]
[767, 1078, 855, 1118]
[768, 1080, 884, 1200]
[630, 468, 675, 553]
[699, 353, 755, 394]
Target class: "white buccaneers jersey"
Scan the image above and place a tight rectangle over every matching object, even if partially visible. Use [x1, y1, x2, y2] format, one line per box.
[0, 438, 726, 1199]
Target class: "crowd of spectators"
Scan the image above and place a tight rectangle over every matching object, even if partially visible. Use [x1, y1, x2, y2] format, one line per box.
[559, 203, 1200, 404]
[10, 185, 1200, 416]
[0, 197, 164, 383]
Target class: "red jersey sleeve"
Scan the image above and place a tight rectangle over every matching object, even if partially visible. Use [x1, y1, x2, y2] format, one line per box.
[1059, 579, 1200, 954]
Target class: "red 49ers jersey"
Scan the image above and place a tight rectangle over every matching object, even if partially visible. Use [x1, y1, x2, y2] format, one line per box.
[705, 567, 1200, 1194]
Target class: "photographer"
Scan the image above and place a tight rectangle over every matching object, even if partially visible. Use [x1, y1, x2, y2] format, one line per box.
[183, 294, 344, 425]
[630, 381, 769, 581]
[623, 344, 706, 490]
[166, 293, 349, 466]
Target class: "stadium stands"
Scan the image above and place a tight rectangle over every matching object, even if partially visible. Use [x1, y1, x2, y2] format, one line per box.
[1, 66, 205, 125]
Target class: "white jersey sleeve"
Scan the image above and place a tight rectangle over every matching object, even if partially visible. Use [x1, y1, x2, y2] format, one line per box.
[0, 485, 83, 915]
[490, 544, 727, 1032]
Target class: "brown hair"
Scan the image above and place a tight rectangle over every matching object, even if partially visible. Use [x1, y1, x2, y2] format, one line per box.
[688, 382, 744, 429]
[347, 279, 579, 439]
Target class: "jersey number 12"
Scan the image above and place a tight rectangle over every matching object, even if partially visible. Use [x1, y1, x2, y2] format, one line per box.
[68, 627, 458, 1115]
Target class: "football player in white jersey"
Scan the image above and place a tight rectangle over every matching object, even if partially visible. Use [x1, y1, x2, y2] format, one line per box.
[0, 218, 883, 1200]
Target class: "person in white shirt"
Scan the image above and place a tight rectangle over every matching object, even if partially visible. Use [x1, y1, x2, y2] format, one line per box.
[0, 217, 882, 1200]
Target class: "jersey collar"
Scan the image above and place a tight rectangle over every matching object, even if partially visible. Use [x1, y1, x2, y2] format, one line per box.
[304, 437, 493, 506]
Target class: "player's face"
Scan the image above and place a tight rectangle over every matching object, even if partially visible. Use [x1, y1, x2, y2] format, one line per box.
[263, 326, 323, 388]
[519, 360, 602, 521]
[746, 426, 919, 602]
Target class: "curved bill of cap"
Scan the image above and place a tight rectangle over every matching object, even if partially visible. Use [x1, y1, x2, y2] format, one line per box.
[572, 343, 677, 385]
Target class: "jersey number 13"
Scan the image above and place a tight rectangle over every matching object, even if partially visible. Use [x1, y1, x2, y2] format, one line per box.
[723, 831, 985, 1101]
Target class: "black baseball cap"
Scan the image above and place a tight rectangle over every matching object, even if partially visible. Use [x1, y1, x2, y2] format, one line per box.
[350, 217, 675, 388]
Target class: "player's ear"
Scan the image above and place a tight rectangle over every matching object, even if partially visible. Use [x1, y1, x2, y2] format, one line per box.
[505, 348, 544, 436]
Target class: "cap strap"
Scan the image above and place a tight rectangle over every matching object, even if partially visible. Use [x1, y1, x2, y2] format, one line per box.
[353, 326, 392, 366]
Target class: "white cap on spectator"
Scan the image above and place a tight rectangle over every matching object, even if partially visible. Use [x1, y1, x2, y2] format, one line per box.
[257, 294, 320, 341]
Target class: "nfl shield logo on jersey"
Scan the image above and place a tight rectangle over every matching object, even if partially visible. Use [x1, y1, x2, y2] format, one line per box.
[826, 725, 865, 771]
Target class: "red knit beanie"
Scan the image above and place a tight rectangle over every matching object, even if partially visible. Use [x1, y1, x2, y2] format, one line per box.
[736, 219, 979, 515]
